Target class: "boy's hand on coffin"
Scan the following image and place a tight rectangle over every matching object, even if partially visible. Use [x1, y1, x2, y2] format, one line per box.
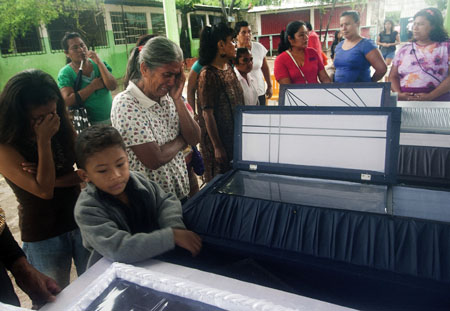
[173, 229, 202, 257]
[214, 146, 228, 164]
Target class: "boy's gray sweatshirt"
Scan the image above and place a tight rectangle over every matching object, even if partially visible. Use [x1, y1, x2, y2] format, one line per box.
[74, 171, 185, 267]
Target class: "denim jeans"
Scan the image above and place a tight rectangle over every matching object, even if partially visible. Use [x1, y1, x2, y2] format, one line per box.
[22, 229, 89, 288]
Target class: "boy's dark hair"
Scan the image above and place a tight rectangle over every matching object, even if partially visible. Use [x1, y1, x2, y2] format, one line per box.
[75, 125, 126, 169]
[305, 22, 313, 31]
[235, 21, 249, 35]
[234, 47, 250, 64]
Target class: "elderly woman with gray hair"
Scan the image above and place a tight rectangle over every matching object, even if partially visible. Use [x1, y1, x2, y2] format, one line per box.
[111, 37, 200, 202]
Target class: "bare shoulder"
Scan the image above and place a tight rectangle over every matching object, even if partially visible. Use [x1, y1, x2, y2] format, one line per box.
[0, 143, 22, 159]
[0, 144, 26, 178]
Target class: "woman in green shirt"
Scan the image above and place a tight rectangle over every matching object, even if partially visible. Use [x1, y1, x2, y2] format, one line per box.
[58, 32, 117, 124]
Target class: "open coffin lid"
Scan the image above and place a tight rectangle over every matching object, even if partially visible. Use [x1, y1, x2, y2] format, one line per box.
[212, 106, 401, 215]
[232, 106, 401, 185]
[278, 82, 392, 107]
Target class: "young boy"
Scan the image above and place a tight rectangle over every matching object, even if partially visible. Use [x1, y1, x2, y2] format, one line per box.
[74, 125, 202, 267]
[234, 48, 259, 106]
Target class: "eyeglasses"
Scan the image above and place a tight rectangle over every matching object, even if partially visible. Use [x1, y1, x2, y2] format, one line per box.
[69, 43, 86, 51]
[231, 38, 237, 45]
[241, 57, 253, 63]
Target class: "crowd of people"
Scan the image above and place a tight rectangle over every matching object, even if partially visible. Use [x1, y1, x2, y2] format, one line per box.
[0, 6, 449, 309]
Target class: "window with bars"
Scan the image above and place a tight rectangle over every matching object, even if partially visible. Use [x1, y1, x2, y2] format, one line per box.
[150, 13, 166, 36]
[208, 15, 223, 27]
[111, 12, 148, 45]
[1, 27, 44, 56]
[190, 14, 206, 39]
[47, 10, 107, 51]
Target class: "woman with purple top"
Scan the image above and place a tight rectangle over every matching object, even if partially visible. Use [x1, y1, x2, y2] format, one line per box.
[389, 8, 450, 101]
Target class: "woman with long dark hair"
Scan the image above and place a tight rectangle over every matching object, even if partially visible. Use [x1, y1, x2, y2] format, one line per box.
[331, 30, 344, 60]
[274, 20, 331, 84]
[197, 23, 244, 181]
[0, 69, 89, 289]
[389, 8, 450, 101]
[377, 19, 400, 67]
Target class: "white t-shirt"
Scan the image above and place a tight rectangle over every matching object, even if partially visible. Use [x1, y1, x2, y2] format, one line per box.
[234, 67, 258, 106]
[249, 41, 268, 96]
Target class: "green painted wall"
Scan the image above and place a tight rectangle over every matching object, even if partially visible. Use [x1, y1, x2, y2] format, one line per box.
[190, 39, 200, 58]
[163, 0, 180, 45]
[0, 30, 130, 92]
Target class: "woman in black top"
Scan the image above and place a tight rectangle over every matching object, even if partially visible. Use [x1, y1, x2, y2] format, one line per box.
[377, 19, 400, 66]
[0, 69, 89, 291]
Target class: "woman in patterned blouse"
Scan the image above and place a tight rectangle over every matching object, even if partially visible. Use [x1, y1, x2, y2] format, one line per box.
[111, 37, 200, 202]
[197, 23, 245, 182]
[389, 8, 450, 101]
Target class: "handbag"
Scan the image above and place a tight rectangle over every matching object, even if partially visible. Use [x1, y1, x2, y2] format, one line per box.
[69, 60, 91, 134]
[191, 145, 205, 176]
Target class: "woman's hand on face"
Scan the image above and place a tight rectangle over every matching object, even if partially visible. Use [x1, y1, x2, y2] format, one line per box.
[169, 64, 186, 101]
[86, 50, 100, 64]
[34, 113, 60, 143]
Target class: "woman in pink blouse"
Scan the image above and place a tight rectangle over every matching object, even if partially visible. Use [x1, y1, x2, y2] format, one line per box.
[389, 8, 450, 101]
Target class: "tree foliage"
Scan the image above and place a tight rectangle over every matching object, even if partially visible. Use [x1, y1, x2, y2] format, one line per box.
[304, 0, 339, 48]
[303, 0, 367, 49]
[0, 0, 102, 50]
[385, 11, 401, 25]
[202, 0, 281, 24]
[0, 0, 59, 40]
[176, 0, 202, 58]
[425, 0, 447, 11]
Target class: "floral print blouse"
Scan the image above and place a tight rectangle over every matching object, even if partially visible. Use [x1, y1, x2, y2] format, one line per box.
[111, 82, 189, 200]
[393, 41, 450, 89]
